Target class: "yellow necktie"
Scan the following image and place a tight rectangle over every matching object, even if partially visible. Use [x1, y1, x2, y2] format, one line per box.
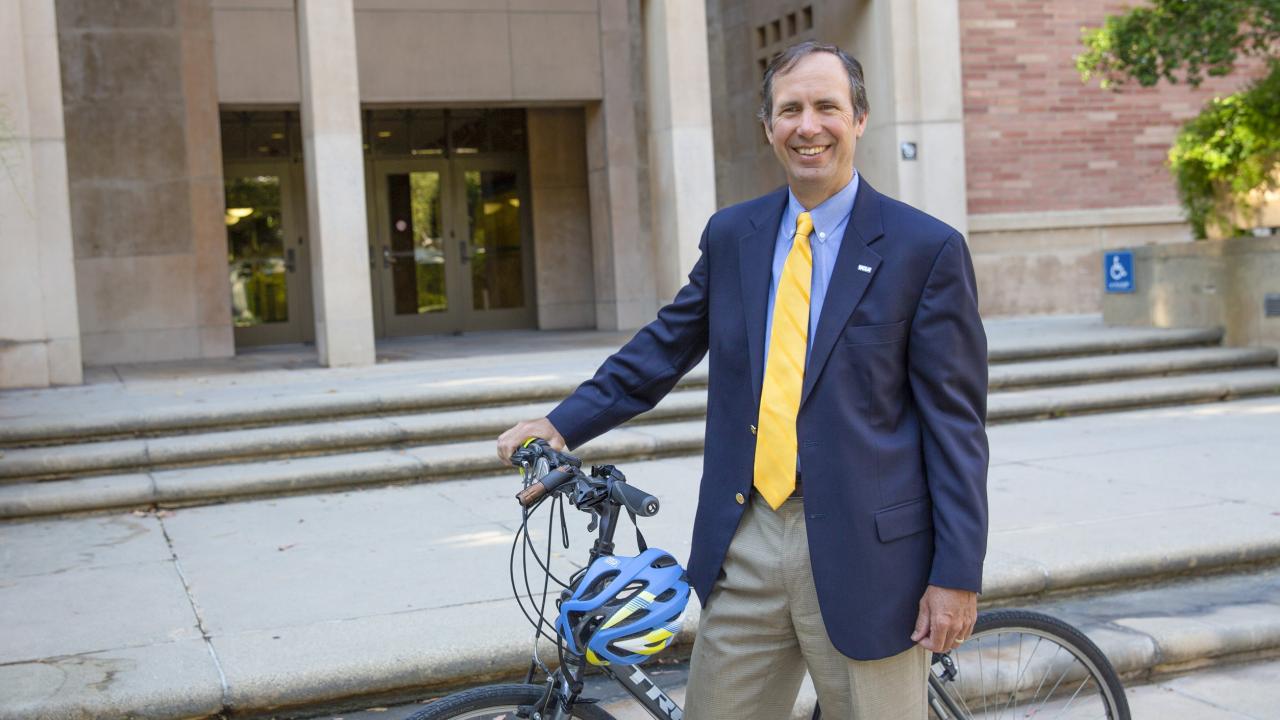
[753, 212, 813, 510]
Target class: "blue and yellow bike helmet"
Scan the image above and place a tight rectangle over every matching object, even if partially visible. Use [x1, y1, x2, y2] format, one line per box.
[557, 547, 690, 666]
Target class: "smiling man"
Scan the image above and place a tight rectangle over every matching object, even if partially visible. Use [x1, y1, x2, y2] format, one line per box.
[498, 41, 989, 719]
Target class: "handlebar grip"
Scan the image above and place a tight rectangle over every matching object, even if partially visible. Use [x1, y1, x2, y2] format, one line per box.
[515, 466, 577, 507]
[610, 481, 660, 517]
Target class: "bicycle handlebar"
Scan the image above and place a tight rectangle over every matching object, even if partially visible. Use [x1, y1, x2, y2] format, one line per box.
[514, 465, 576, 507]
[510, 439, 660, 517]
[610, 480, 659, 517]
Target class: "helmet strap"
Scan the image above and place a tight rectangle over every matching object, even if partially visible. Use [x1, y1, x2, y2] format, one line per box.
[627, 509, 649, 553]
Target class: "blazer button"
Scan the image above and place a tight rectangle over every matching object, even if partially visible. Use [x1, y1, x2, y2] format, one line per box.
[749, 424, 757, 436]
[735, 492, 746, 505]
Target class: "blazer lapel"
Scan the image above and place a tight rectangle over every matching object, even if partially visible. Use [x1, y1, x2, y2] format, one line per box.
[739, 188, 789, 408]
[800, 179, 886, 409]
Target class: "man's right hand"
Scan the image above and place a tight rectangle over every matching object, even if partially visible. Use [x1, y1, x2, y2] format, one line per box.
[496, 417, 567, 465]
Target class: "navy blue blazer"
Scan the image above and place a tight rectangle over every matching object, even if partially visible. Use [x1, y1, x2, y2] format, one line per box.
[548, 179, 989, 660]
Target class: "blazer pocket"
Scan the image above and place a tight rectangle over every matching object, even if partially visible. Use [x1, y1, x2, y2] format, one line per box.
[875, 497, 933, 543]
[842, 319, 908, 345]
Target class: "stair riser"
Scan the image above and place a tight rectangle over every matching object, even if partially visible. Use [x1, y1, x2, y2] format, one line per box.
[5, 380, 1280, 521]
[0, 332, 1245, 450]
[4, 377, 1277, 485]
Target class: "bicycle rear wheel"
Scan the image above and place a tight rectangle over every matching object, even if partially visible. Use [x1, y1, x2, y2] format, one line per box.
[928, 609, 1130, 720]
[406, 683, 617, 720]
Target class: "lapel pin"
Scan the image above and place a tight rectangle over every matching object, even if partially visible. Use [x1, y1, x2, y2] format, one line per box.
[857, 264, 873, 274]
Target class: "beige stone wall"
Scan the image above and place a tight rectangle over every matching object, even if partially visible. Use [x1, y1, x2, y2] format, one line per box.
[969, 207, 1191, 317]
[57, 0, 232, 365]
[527, 108, 595, 330]
[0, 0, 83, 388]
[705, 0, 789, 208]
[213, 0, 605, 104]
[1102, 237, 1280, 352]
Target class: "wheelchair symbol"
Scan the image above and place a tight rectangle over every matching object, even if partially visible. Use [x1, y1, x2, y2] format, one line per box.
[1109, 255, 1129, 282]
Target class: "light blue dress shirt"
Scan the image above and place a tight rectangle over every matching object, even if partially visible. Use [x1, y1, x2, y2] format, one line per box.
[764, 172, 860, 362]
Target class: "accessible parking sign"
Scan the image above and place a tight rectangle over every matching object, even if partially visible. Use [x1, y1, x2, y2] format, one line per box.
[1104, 251, 1134, 293]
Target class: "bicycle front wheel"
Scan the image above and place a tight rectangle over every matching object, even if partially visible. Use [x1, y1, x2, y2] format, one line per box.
[929, 609, 1130, 720]
[406, 683, 618, 720]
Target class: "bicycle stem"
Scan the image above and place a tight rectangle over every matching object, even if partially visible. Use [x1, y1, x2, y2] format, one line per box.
[587, 499, 621, 563]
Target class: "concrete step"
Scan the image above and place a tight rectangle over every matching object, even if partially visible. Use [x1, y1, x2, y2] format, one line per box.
[990, 345, 1277, 389]
[986, 323, 1223, 362]
[3, 367, 1279, 518]
[0, 324, 1229, 449]
[1, 346, 1275, 484]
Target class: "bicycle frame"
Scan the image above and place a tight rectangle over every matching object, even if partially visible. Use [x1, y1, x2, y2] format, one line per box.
[604, 664, 684, 720]
[528, 662, 682, 720]
[534, 655, 967, 720]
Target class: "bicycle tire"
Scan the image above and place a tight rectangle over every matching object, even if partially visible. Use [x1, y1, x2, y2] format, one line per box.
[929, 608, 1130, 720]
[406, 683, 618, 720]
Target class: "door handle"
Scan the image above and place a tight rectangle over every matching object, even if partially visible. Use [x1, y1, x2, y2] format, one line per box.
[285, 248, 296, 273]
[459, 239, 471, 265]
[383, 245, 418, 268]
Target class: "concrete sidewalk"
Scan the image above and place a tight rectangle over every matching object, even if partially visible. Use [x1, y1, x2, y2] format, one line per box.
[2, 395, 1279, 719]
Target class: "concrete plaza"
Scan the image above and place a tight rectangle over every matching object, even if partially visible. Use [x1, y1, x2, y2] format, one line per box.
[3, 393, 1279, 718]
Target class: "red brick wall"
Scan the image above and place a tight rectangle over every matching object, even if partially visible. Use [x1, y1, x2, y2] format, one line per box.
[959, 1, 1262, 215]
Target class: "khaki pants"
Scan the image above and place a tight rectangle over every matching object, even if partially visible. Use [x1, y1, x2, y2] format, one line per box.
[684, 494, 928, 720]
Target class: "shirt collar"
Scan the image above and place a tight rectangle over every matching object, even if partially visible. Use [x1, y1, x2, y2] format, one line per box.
[783, 171, 860, 244]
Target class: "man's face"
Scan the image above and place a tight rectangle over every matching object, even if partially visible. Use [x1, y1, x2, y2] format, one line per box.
[763, 53, 867, 206]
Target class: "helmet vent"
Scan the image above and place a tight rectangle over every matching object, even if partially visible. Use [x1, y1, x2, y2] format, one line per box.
[618, 580, 646, 603]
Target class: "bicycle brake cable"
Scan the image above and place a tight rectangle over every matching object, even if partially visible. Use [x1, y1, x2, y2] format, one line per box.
[508, 499, 561, 649]
[530, 493, 566, 679]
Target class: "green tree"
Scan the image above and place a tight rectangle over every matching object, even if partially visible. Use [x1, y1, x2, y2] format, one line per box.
[1078, 1, 1280, 238]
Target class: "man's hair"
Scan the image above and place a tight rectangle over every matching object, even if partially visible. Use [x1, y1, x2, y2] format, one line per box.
[757, 41, 870, 127]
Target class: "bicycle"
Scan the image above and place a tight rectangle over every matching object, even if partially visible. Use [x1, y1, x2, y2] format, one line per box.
[408, 441, 1130, 720]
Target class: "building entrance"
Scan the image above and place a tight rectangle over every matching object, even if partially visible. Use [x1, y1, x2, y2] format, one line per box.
[365, 109, 534, 336]
[220, 108, 534, 349]
[369, 156, 533, 336]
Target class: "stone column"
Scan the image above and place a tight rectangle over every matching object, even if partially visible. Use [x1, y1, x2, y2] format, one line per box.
[0, 0, 83, 388]
[584, 0, 657, 331]
[832, 0, 969, 237]
[643, 0, 718, 303]
[295, 0, 375, 366]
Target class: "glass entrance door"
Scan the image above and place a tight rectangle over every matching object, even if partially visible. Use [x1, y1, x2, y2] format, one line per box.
[223, 161, 312, 346]
[371, 157, 534, 336]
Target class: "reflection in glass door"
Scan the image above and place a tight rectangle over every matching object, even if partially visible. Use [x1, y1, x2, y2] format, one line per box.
[372, 158, 534, 336]
[465, 168, 524, 313]
[223, 163, 311, 346]
[387, 170, 447, 315]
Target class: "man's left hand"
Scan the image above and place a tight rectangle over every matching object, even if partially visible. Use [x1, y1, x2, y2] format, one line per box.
[911, 585, 977, 653]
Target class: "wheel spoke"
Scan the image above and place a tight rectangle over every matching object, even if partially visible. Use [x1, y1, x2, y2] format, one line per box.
[940, 616, 1125, 720]
[1050, 675, 1096, 720]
